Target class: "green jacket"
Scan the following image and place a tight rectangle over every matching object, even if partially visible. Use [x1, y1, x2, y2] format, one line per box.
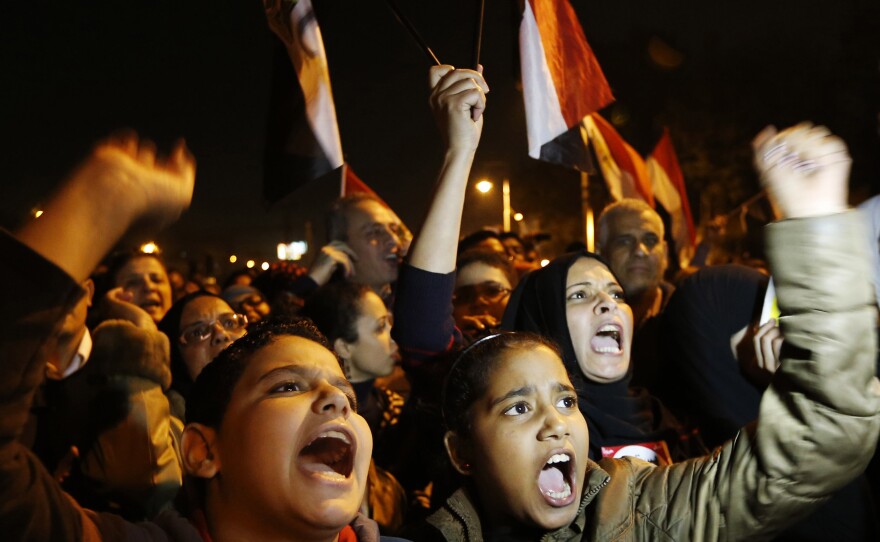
[426, 212, 880, 541]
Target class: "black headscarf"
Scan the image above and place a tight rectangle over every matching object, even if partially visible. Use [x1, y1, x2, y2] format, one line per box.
[660, 264, 768, 448]
[501, 251, 684, 461]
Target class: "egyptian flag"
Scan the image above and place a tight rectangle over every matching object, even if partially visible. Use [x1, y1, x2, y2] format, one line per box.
[646, 129, 695, 261]
[520, 0, 614, 172]
[263, 0, 343, 204]
[340, 164, 390, 208]
[583, 114, 654, 206]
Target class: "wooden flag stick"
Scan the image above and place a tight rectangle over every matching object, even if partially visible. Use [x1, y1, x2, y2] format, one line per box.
[472, 0, 486, 69]
[383, 0, 442, 66]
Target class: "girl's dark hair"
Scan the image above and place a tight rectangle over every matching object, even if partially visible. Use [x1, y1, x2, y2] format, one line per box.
[186, 317, 337, 430]
[300, 281, 371, 344]
[442, 332, 562, 437]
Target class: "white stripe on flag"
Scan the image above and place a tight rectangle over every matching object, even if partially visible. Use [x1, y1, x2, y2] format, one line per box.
[289, 0, 343, 169]
[520, 0, 568, 160]
[647, 156, 690, 259]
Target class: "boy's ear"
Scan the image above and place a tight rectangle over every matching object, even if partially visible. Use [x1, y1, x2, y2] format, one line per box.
[182, 423, 221, 479]
[333, 337, 353, 360]
[444, 430, 473, 475]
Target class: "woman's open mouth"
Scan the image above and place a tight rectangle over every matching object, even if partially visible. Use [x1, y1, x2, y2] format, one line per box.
[591, 323, 622, 354]
[537, 452, 576, 506]
[298, 430, 354, 480]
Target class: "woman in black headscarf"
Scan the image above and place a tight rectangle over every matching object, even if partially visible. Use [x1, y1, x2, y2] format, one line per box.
[502, 252, 699, 464]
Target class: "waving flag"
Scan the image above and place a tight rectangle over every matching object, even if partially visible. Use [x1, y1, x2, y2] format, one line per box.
[263, 0, 343, 204]
[646, 129, 695, 260]
[520, 0, 614, 172]
[583, 114, 653, 206]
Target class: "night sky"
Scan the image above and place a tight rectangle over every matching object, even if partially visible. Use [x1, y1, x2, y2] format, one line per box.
[2, 1, 878, 274]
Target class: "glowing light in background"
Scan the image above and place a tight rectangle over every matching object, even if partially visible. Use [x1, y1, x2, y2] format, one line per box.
[229, 255, 238, 263]
[475, 179, 493, 193]
[261, 262, 270, 271]
[140, 242, 159, 254]
[513, 212, 524, 222]
[540, 259, 550, 267]
[246, 260, 256, 269]
[277, 241, 308, 260]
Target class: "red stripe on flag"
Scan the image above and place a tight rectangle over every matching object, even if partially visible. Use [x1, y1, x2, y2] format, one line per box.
[651, 129, 695, 245]
[591, 114, 654, 206]
[341, 164, 392, 210]
[530, 0, 614, 126]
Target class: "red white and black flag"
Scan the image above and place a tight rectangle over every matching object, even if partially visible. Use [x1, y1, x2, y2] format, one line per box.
[263, 0, 343, 204]
[647, 129, 696, 262]
[520, 0, 614, 172]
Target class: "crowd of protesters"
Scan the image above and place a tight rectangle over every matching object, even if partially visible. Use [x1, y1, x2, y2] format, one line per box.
[3, 7, 880, 542]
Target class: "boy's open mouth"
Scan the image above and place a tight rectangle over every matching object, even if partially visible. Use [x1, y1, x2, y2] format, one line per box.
[591, 323, 622, 354]
[298, 430, 354, 478]
[537, 452, 575, 505]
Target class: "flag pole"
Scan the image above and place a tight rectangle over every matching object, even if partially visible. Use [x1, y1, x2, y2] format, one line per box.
[382, 0, 442, 66]
[472, 0, 486, 69]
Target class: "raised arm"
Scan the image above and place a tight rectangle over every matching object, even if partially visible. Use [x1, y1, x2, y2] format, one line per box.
[602, 124, 880, 541]
[407, 65, 488, 272]
[16, 134, 194, 282]
[1, 134, 196, 539]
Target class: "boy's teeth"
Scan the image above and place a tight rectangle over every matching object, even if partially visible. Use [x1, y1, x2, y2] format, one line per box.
[598, 324, 617, 332]
[545, 481, 572, 499]
[547, 453, 570, 465]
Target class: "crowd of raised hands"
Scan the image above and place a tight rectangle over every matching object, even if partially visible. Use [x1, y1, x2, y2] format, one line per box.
[0, 57, 877, 542]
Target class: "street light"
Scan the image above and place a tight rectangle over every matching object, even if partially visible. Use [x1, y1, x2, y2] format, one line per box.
[474, 178, 513, 232]
[476, 179, 493, 193]
[513, 212, 524, 222]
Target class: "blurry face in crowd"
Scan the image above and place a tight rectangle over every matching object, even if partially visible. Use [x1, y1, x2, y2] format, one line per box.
[602, 211, 667, 299]
[178, 296, 247, 380]
[502, 237, 526, 262]
[337, 291, 398, 382]
[229, 291, 271, 326]
[452, 262, 512, 327]
[345, 200, 406, 289]
[116, 256, 173, 322]
[565, 257, 633, 383]
[208, 336, 372, 539]
[454, 345, 588, 530]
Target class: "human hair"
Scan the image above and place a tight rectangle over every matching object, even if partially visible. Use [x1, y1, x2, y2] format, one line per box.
[457, 229, 504, 255]
[326, 193, 383, 242]
[301, 281, 371, 344]
[186, 317, 337, 430]
[157, 290, 224, 405]
[457, 249, 518, 288]
[106, 250, 168, 285]
[442, 332, 562, 438]
[596, 198, 664, 252]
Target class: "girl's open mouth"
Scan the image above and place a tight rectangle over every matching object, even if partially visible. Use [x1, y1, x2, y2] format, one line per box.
[537, 452, 576, 506]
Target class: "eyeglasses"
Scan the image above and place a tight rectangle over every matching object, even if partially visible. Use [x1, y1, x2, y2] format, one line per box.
[452, 282, 511, 306]
[179, 313, 248, 345]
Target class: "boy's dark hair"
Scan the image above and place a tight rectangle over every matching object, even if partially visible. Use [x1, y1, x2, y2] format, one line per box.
[301, 281, 371, 344]
[457, 230, 503, 255]
[457, 249, 518, 288]
[442, 332, 562, 438]
[187, 317, 338, 429]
